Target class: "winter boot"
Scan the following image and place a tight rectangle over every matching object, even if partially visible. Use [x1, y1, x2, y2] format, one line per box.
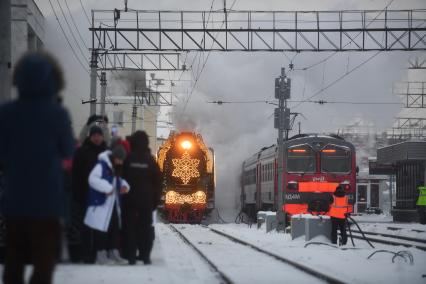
[109, 249, 127, 265]
[96, 250, 115, 265]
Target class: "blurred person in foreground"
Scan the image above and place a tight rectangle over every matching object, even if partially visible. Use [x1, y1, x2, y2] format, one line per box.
[0, 51, 74, 284]
[83, 145, 130, 264]
[122, 131, 161, 265]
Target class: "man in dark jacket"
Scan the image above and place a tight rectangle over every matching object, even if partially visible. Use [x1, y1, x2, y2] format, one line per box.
[123, 131, 162, 265]
[71, 125, 107, 262]
[0, 51, 74, 284]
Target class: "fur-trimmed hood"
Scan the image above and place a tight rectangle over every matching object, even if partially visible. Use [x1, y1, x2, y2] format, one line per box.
[98, 150, 112, 168]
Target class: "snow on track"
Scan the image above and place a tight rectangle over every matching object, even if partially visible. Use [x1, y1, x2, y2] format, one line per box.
[210, 223, 426, 284]
[172, 224, 327, 284]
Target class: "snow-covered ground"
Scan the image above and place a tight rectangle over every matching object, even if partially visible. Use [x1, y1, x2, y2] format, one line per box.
[1, 216, 425, 284]
[352, 214, 426, 239]
[210, 222, 426, 284]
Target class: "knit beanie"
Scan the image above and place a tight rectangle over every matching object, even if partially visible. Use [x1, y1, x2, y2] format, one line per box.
[110, 145, 127, 160]
[89, 125, 103, 137]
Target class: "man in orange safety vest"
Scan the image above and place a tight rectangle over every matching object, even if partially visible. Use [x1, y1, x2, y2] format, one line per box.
[329, 185, 350, 245]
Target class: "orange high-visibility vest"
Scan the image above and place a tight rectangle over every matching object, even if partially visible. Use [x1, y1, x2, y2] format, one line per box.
[329, 196, 349, 219]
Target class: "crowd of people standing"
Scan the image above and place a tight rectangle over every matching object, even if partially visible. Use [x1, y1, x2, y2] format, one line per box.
[0, 51, 162, 284]
[70, 117, 162, 266]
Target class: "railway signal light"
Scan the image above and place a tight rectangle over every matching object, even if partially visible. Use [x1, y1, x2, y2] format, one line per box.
[275, 76, 291, 99]
[274, 107, 291, 130]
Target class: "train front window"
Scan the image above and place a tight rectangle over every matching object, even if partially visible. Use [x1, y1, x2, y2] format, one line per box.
[320, 145, 351, 173]
[287, 145, 315, 173]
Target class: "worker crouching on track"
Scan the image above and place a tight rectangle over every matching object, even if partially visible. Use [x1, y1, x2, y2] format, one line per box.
[329, 185, 350, 245]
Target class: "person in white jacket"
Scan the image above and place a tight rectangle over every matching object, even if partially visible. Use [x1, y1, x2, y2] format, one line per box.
[84, 145, 130, 264]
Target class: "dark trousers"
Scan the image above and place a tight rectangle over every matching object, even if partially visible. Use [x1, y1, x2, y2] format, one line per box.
[331, 217, 347, 245]
[93, 207, 120, 252]
[3, 218, 61, 284]
[122, 206, 154, 264]
[418, 206, 426, 225]
[70, 203, 95, 263]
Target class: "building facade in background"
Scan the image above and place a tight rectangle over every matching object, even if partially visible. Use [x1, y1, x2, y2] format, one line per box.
[0, 0, 45, 102]
[106, 71, 160, 152]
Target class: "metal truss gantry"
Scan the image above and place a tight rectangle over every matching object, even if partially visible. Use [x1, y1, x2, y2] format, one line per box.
[108, 90, 173, 107]
[90, 9, 426, 52]
[391, 117, 426, 138]
[394, 81, 426, 108]
[96, 52, 184, 71]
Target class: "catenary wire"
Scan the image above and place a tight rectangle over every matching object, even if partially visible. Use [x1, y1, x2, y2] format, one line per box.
[79, 0, 91, 25]
[180, 0, 238, 115]
[295, 0, 396, 71]
[55, 0, 89, 64]
[48, 0, 89, 74]
[64, 0, 89, 49]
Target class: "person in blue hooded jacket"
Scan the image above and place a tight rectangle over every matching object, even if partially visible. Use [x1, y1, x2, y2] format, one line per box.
[0, 51, 74, 284]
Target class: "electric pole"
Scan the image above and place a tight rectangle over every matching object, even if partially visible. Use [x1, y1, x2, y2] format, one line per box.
[274, 68, 291, 231]
[89, 50, 98, 116]
[131, 83, 137, 134]
[100, 72, 107, 117]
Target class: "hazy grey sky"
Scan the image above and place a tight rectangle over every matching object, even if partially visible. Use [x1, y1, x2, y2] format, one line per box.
[34, 0, 426, 214]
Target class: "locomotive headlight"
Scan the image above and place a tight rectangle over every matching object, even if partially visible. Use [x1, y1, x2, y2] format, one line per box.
[194, 191, 206, 203]
[181, 140, 192, 150]
[341, 180, 351, 191]
[165, 191, 178, 204]
[287, 181, 298, 190]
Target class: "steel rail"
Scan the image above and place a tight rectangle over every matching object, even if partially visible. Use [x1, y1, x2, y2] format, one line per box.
[351, 229, 426, 244]
[208, 227, 347, 284]
[169, 224, 234, 284]
[350, 232, 426, 251]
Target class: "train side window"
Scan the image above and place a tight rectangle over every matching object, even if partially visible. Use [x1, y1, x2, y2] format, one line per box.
[287, 145, 316, 173]
[269, 163, 272, 180]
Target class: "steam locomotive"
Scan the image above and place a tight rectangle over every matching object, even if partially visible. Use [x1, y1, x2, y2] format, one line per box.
[157, 131, 215, 223]
[241, 134, 356, 219]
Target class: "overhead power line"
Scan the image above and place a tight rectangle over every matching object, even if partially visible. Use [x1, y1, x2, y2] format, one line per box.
[292, 50, 382, 110]
[208, 99, 402, 106]
[79, 0, 91, 25]
[64, 0, 88, 49]
[48, 0, 89, 74]
[56, 0, 89, 64]
[295, 0, 395, 71]
[181, 0, 238, 114]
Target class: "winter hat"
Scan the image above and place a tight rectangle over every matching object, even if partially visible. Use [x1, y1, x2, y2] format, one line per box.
[334, 185, 345, 197]
[89, 125, 103, 137]
[110, 145, 127, 160]
[130, 130, 149, 151]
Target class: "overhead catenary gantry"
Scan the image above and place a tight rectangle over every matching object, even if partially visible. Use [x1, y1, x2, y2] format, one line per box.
[96, 52, 185, 71]
[90, 9, 426, 52]
[88, 8, 426, 114]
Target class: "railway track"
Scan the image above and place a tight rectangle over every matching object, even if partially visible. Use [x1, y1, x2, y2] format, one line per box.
[169, 224, 233, 284]
[170, 224, 346, 284]
[349, 230, 426, 251]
